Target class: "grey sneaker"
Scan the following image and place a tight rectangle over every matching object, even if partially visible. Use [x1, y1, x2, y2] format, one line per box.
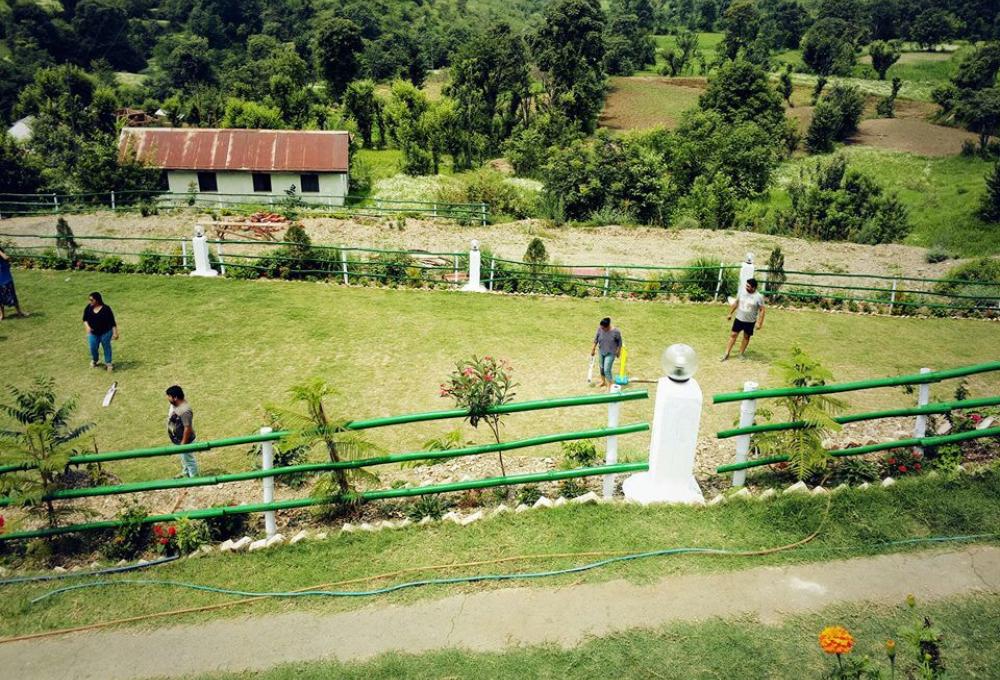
[106, 363, 114, 372]
[90, 360, 98, 368]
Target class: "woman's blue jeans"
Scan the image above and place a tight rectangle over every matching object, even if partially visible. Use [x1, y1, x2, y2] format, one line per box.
[88, 330, 113, 363]
[599, 352, 615, 380]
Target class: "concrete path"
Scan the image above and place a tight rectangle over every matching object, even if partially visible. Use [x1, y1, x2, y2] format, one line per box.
[2, 546, 999, 680]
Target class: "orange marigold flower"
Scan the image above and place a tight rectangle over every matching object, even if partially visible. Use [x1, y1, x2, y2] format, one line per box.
[885, 639, 896, 658]
[819, 626, 855, 655]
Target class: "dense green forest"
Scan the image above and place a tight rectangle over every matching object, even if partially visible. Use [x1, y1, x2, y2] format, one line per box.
[1, 0, 999, 245]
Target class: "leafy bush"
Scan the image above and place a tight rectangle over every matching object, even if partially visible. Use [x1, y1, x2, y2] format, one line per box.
[560, 440, 599, 469]
[515, 484, 543, 506]
[780, 154, 911, 244]
[675, 173, 739, 230]
[678, 258, 738, 301]
[755, 347, 846, 480]
[405, 494, 450, 521]
[925, 247, 952, 264]
[173, 517, 210, 554]
[557, 478, 589, 498]
[367, 251, 415, 287]
[205, 506, 249, 542]
[95, 256, 129, 273]
[101, 503, 151, 561]
[933, 258, 1000, 309]
[828, 457, 880, 485]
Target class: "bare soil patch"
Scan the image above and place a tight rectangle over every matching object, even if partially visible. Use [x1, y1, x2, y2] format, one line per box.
[0, 211, 961, 280]
[848, 118, 978, 157]
[859, 51, 954, 65]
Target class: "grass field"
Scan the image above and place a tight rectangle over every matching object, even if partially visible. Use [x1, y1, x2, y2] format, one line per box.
[2, 470, 998, 637]
[200, 593, 1000, 679]
[599, 76, 702, 130]
[769, 147, 999, 255]
[2, 269, 999, 485]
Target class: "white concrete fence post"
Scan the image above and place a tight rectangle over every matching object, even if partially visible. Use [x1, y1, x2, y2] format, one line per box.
[190, 226, 218, 277]
[623, 344, 705, 505]
[453, 255, 459, 284]
[732, 381, 759, 488]
[713, 265, 724, 302]
[216, 240, 226, 276]
[181, 240, 188, 269]
[738, 253, 755, 293]
[889, 279, 898, 314]
[913, 367, 931, 457]
[603, 266, 610, 297]
[340, 247, 349, 285]
[462, 240, 486, 292]
[488, 256, 495, 291]
[110, 191, 116, 211]
[261, 427, 277, 538]
[603, 384, 622, 499]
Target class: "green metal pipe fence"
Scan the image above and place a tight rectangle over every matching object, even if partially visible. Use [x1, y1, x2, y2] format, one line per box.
[0, 462, 649, 543]
[716, 426, 1000, 474]
[716, 395, 1000, 439]
[712, 362, 1000, 404]
[3, 232, 996, 313]
[0, 390, 649, 475]
[0, 423, 649, 507]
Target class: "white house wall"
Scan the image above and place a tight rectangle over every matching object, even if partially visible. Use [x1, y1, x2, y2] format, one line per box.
[166, 171, 348, 206]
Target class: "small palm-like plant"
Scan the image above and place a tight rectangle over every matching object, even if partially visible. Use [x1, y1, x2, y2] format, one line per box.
[265, 378, 380, 501]
[0, 378, 94, 529]
[755, 347, 845, 480]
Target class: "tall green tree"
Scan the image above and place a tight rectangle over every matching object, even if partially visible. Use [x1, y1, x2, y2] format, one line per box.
[446, 23, 531, 154]
[980, 162, 1000, 223]
[343, 80, 383, 148]
[313, 16, 363, 101]
[910, 9, 962, 51]
[868, 40, 901, 80]
[801, 18, 856, 76]
[720, 0, 762, 61]
[698, 59, 786, 136]
[534, 0, 608, 134]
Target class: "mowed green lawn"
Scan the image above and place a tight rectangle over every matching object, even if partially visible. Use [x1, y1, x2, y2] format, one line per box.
[770, 147, 999, 255]
[2, 270, 998, 483]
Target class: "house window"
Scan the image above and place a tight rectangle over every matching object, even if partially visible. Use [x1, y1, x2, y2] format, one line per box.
[252, 173, 272, 193]
[300, 174, 320, 193]
[196, 172, 217, 192]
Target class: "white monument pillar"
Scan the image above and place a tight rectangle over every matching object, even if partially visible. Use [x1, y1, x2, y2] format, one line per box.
[738, 252, 755, 292]
[623, 344, 705, 505]
[462, 239, 486, 292]
[190, 226, 218, 277]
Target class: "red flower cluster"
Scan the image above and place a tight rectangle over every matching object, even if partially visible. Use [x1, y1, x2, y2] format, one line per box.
[970, 413, 983, 424]
[0, 514, 5, 533]
[153, 524, 177, 545]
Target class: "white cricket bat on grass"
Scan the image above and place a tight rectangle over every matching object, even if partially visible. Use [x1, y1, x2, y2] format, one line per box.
[587, 355, 595, 386]
[102, 381, 118, 407]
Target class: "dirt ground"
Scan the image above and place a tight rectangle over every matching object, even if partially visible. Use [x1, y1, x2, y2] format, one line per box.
[0, 212, 962, 280]
[599, 77, 703, 130]
[848, 118, 979, 157]
[2, 546, 996, 679]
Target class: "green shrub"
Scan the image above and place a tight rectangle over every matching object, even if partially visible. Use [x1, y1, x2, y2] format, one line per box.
[515, 484, 543, 506]
[368, 251, 415, 287]
[679, 258, 738, 301]
[933, 258, 1000, 309]
[828, 457, 880, 485]
[101, 503, 152, 561]
[95, 256, 128, 273]
[557, 478, 589, 498]
[205, 507, 249, 542]
[560, 440, 599, 469]
[173, 517, 210, 554]
[925, 247, 952, 264]
[405, 494, 451, 521]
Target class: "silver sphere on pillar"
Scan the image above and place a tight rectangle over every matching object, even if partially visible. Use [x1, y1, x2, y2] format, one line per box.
[662, 343, 698, 382]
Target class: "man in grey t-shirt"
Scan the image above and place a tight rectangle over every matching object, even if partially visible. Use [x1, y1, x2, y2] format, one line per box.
[590, 317, 622, 388]
[166, 385, 198, 478]
[723, 278, 766, 361]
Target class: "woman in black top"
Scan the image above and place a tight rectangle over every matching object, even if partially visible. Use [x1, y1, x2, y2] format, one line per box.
[83, 291, 119, 371]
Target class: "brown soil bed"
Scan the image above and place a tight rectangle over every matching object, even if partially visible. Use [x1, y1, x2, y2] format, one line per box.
[847, 118, 978, 157]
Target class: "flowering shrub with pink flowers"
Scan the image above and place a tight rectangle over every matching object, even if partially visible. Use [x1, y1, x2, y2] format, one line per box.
[440, 356, 516, 476]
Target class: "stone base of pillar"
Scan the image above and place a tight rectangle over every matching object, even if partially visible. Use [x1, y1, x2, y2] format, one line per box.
[622, 471, 705, 505]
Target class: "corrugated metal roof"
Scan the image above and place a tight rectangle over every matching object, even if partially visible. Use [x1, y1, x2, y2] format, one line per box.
[119, 128, 350, 172]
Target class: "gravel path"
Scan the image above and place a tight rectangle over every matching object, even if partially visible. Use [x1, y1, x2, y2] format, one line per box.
[2, 545, 997, 679]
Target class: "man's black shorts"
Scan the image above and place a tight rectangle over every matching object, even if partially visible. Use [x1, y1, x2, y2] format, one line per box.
[731, 319, 755, 336]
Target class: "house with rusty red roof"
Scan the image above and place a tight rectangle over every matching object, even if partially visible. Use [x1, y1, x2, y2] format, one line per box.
[119, 128, 350, 205]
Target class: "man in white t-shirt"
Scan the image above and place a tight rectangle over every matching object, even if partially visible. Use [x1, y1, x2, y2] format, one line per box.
[723, 278, 765, 361]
